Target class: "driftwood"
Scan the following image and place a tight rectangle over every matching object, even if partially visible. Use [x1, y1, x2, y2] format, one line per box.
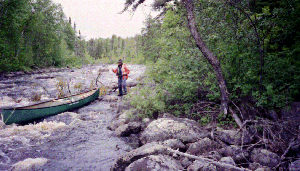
[35, 76, 55, 79]
[166, 147, 250, 171]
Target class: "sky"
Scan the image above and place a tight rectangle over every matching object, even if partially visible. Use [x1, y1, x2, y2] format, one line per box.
[52, 0, 158, 40]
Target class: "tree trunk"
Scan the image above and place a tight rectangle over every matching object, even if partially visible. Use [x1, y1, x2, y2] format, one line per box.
[183, 0, 229, 115]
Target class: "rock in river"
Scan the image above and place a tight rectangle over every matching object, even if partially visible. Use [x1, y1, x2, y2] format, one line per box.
[125, 155, 183, 171]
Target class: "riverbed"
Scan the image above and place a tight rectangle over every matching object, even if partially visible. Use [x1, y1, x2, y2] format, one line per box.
[0, 64, 145, 170]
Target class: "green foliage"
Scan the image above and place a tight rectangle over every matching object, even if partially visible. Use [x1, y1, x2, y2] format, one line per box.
[127, 0, 300, 122]
[127, 83, 166, 118]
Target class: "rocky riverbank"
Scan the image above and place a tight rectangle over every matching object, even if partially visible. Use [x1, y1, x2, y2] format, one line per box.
[108, 100, 300, 171]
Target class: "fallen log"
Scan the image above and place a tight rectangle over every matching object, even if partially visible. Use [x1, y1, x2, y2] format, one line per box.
[166, 147, 250, 171]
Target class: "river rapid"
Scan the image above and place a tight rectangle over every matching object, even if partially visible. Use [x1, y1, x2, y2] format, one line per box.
[0, 64, 145, 171]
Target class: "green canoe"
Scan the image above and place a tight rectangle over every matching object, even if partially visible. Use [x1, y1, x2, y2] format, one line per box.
[2, 88, 100, 125]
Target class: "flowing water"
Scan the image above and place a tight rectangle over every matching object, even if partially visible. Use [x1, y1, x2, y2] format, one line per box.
[0, 64, 145, 170]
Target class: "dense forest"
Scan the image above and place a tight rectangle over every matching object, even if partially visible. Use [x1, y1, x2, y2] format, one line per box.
[123, 0, 300, 123]
[0, 0, 143, 72]
[1, 0, 300, 118]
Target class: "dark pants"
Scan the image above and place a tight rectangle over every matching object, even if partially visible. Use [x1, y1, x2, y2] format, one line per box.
[118, 78, 127, 95]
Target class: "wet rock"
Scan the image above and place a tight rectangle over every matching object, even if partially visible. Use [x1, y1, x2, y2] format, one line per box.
[180, 157, 193, 169]
[249, 162, 263, 170]
[251, 148, 280, 168]
[118, 110, 139, 123]
[255, 167, 271, 171]
[45, 112, 79, 125]
[187, 160, 216, 171]
[111, 142, 169, 171]
[161, 139, 186, 150]
[125, 155, 183, 171]
[107, 119, 126, 131]
[205, 151, 222, 161]
[0, 150, 11, 165]
[158, 113, 177, 119]
[217, 129, 252, 145]
[186, 138, 222, 156]
[218, 145, 250, 164]
[289, 160, 300, 171]
[220, 157, 236, 166]
[12, 158, 48, 171]
[79, 111, 101, 121]
[103, 95, 118, 102]
[140, 117, 209, 145]
[115, 122, 142, 137]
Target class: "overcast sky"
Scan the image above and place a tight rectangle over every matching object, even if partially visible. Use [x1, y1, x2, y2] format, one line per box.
[51, 0, 157, 40]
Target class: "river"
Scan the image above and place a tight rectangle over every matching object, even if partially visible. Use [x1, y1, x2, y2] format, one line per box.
[0, 64, 145, 170]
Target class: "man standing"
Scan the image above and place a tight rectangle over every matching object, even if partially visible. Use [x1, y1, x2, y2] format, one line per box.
[112, 59, 130, 96]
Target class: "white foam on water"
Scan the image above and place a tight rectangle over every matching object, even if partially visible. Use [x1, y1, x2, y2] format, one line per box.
[12, 158, 48, 171]
[0, 121, 66, 141]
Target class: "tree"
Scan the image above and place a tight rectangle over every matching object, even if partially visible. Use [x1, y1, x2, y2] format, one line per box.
[122, 0, 230, 116]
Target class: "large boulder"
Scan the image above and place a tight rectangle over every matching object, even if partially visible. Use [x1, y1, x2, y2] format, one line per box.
[114, 122, 142, 137]
[140, 117, 209, 144]
[110, 142, 170, 171]
[161, 139, 186, 150]
[186, 138, 223, 156]
[217, 129, 252, 145]
[107, 119, 126, 131]
[125, 155, 183, 171]
[289, 160, 300, 171]
[218, 145, 250, 164]
[187, 160, 216, 171]
[219, 157, 236, 166]
[251, 149, 281, 168]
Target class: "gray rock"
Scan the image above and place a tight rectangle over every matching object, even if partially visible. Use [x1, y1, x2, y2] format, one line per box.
[186, 138, 222, 156]
[220, 157, 236, 166]
[205, 151, 222, 161]
[251, 149, 281, 168]
[107, 119, 126, 131]
[187, 160, 216, 171]
[249, 162, 263, 170]
[125, 155, 183, 171]
[102, 95, 118, 102]
[140, 117, 209, 145]
[255, 167, 271, 171]
[115, 122, 142, 137]
[218, 145, 249, 164]
[180, 157, 193, 169]
[218, 145, 240, 157]
[161, 139, 186, 150]
[218, 130, 252, 145]
[110, 142, 169, 171]
[289, 160, 300, 171]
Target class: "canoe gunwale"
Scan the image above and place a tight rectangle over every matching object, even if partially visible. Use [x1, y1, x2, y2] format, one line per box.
[3, 87, 99, 110]
[2, 87, 100, 125]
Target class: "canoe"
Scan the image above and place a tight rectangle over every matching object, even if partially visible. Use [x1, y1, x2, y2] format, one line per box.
[2, 88, 100, 125]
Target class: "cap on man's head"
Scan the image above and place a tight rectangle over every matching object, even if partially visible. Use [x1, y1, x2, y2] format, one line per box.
[118, 59, 122, 63]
